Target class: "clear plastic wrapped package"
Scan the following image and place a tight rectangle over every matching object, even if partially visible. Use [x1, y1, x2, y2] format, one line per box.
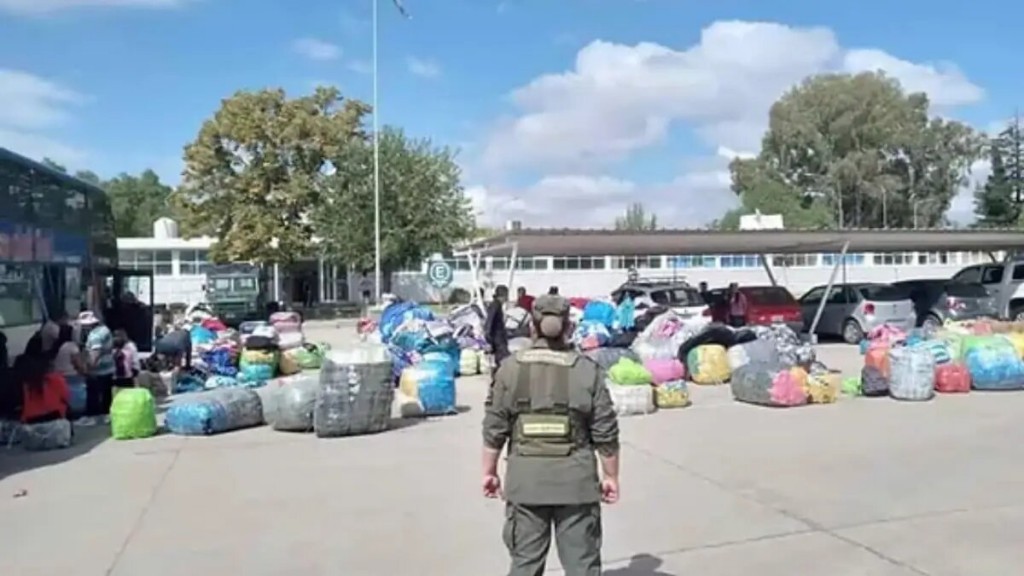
[314, 346, 395, 437]
[21, 419, 72, 451]
[165, 388, 264, 436]
[270, 374, 319, 432]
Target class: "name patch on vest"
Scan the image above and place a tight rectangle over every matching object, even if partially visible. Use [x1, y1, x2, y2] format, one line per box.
[517, 349, 578, 367]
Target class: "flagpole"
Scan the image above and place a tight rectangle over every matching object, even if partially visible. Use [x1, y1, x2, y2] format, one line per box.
[370, 0, 382, 303]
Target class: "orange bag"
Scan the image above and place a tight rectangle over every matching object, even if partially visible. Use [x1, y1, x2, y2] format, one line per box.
[864, 346, 891, 378]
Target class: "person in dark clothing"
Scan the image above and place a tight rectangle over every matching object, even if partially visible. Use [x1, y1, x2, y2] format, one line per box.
[547, 285, 559, 296]
[155, 328, 192, 369]
[484, 285, 510, 378]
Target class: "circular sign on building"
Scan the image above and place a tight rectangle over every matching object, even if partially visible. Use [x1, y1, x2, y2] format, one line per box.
[427, 259, 454, 289]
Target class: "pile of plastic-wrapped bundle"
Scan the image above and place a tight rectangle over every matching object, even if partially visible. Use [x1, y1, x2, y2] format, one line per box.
[371, 301, 461, 417]
[564, 299, 831, 414]
[851, 319, 1024, 402]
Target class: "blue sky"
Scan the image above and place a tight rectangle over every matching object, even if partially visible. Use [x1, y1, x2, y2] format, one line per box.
[0, 0, 1020, 227]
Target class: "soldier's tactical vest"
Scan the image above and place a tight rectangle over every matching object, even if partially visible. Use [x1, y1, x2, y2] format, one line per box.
[510, 348, 587, 458]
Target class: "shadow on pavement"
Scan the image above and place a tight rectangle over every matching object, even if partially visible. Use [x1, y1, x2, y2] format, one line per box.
[605, 553, 676, 575]
[0, 424, 110, 483]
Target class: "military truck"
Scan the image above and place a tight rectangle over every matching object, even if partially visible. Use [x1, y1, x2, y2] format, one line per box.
[204, 263, 267, 327]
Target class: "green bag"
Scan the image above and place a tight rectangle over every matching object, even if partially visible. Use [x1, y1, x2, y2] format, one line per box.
[607, 358, 653, 386]
[110, 388, 158, 440]
[289, 343, 328, 370]
[841, 376, 862, 396]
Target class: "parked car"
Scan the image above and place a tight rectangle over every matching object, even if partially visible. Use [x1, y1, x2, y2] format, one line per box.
[612, 278, 709, 328]
[891, 279, 996, 329]
[798, 283, 916, 343]
[952, 259, 1024, 319]
[706, 286, 803, 333]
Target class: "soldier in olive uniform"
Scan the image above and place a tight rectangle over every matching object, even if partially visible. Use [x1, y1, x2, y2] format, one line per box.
[481, 294, 621, 576]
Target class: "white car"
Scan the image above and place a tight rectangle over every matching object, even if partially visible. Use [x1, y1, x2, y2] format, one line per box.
[611, 281, 711, 330]
[952, 259, 1024, 319]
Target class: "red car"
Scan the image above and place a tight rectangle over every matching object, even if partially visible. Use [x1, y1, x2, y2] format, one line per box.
[706, 286, 803, 332]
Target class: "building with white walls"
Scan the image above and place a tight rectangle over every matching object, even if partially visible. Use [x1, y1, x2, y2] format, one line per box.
[119, 219, 1024, 306]
[390, 227, 1024, 302]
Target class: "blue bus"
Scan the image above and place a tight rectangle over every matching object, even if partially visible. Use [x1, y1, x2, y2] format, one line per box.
[0, 147, 152, 364]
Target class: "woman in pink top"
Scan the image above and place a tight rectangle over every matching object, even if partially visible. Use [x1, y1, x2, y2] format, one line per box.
[727, 283, 748, 327]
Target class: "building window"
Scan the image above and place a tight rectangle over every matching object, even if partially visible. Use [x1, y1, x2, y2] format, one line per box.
[872, 252, 913, 266]
[720, 255, 761, 268]
[491, 257, 510, 270]
[612, 256, 661, 269]
[916, 252, 950, 265]
[772, 253, 818, 268]
[821, 253, 866, 267]
[153, 250, 173, 276]
[552, 256, 606, 270]
[118, 250, 136, 268]
[668, 256, 716, 268]
[515, 257, 549, 271]
[179, 250, 209, 276]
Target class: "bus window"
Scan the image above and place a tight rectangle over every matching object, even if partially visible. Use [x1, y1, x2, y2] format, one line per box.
[0, 264, 43, 328]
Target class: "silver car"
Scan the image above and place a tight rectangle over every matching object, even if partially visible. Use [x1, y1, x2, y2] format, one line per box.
[799, 283, 916, 343]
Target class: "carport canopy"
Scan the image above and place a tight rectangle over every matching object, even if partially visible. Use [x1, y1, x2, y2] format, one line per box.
[461, 228, 1024, 257]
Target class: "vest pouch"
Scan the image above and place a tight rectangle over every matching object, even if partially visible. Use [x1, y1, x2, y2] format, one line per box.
[516, 413, 573, 457]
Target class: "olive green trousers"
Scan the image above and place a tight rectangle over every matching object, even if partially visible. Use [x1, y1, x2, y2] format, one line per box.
[503, 502, 602, 576]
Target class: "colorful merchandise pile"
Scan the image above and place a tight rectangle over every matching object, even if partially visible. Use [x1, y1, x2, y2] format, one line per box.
[853, 319, 1024, 401]
[564, 298, 830, 414]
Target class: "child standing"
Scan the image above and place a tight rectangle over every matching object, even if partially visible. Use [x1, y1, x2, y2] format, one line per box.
[112, 329, 138, 392]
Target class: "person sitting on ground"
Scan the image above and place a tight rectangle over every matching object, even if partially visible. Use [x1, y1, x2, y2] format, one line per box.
[155, 326, 192, 370]
[52, 324, 87, 389]
[20, 352, 71, 426]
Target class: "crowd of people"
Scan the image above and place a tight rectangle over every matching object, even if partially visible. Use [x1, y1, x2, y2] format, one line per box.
[0, 306, 194, 435]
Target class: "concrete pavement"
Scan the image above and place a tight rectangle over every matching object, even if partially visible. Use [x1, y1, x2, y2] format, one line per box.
[1, 327, 1022, 575]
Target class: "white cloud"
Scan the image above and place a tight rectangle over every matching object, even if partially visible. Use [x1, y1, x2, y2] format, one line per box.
[0, 69, 86, 165]
[407, 57, 441, 78]
[473, 20, 985, 227]
[292, 38, 342, 62]
[348, 59, 372, 75]
[0, 0, 186, 14]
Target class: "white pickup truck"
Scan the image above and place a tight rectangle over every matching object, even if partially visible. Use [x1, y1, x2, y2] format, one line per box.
[952, 258, 1024, 320]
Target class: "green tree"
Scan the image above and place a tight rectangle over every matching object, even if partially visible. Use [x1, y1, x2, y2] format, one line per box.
[727, 72, 982, 229]
[997, 113, 1024, 212]
[315, 127, 476, 273]
[172, 86, 370, 263]
[74, 170, 102, 186]
[973, 144, 1016, 226]
[105, 170, 175, 237]
[614, 203, 657, 231]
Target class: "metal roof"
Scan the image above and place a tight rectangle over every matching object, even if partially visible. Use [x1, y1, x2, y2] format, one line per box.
[463, 228, 1024, 257]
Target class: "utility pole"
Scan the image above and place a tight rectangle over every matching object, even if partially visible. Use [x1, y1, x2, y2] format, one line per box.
[910, 164, 918, 229]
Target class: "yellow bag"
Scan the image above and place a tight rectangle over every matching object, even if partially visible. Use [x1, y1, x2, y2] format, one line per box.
[240, 349, 276, 366]
[278, 352, 301, 376]
[1003, 333, 1024, 359]
[653, 382, 690, 408]
[687, 344, 731, 385]
[805, 371, 839, 404]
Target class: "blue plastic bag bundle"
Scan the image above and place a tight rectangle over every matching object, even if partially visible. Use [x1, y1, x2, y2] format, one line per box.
[174, 374, 206, 394]
[189, 325, 216, 346]
[859, 339, 870, 355]
[615, 297, 636, 331]
[387, 343, 413, 382]
[964, 340, 1024, 390]
[205, 375, 239, 389]
[398, 357, 457, 415]
[379, 301, 435, 344]
[67, 377, 87, 416]
[582, 300, 616, 328]
[572, 320, 611, 350]
[912, 340, 951, 365]
[201, 348, 238, 377]
[239, 363, 274, 384]
[165, 388, 264, 436]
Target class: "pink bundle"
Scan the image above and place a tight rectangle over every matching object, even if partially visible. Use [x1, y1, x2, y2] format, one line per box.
[644, 358, 685, 385]
[769, 370, 808, 406]
[867, 324, 906, 345]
